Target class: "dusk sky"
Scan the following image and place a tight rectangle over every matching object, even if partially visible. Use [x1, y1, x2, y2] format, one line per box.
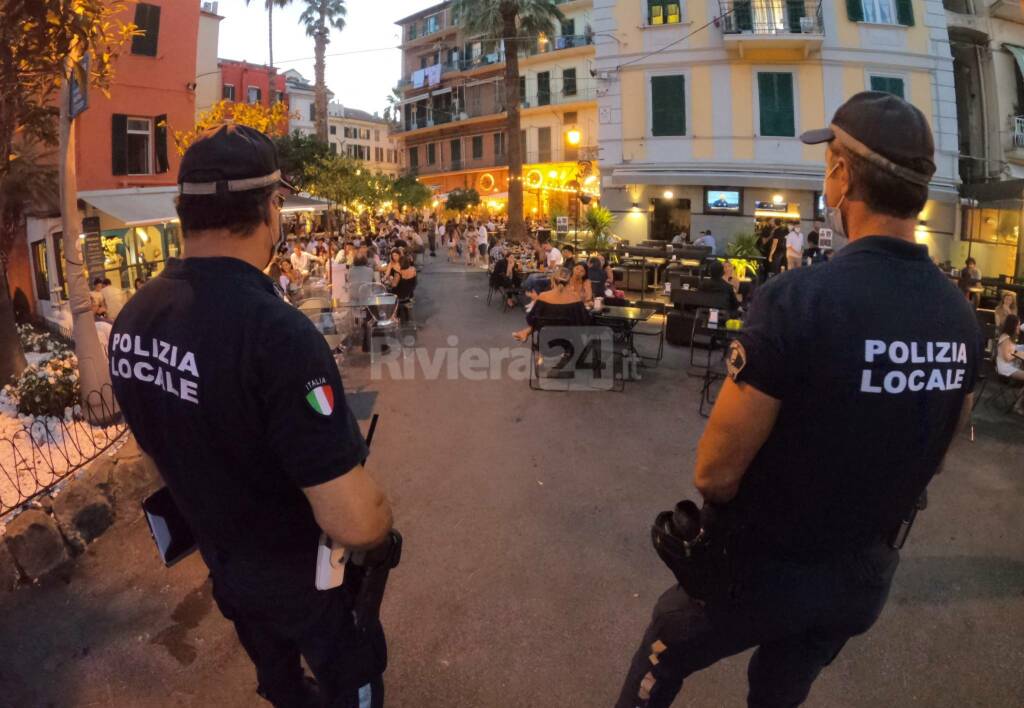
[214, 0, 437, 116]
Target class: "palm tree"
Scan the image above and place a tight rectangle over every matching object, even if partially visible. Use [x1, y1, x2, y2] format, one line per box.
[299, 0, 347, 143]
[384, 86, 402, 126]
[450, 0, 563, 242]
[0, 144, 57, 385]
[246, 0, 294, 69]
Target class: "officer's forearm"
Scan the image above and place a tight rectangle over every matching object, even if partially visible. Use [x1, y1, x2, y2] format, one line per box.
[694, 379, 780, 504]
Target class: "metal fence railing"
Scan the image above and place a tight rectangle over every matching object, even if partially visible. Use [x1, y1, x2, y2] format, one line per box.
[0, 384, 127, 518]
[719, 1, 824, 35]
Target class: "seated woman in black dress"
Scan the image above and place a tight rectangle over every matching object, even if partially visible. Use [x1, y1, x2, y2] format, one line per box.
[388, 255, 418, 321]
[513, 267, 591, 341]
[490, 253, 523, 309]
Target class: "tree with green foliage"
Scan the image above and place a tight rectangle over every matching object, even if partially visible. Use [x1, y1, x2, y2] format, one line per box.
[0, 0, 134, 390]
[449, 0, 564, 241]
[274, 131, 330, 188]
[299, 0, 347, 142]
[391, 175, 433, 210]
[446, 188, 481, 213]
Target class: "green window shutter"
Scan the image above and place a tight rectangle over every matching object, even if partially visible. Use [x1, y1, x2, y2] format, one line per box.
[735, 0, 753, 31]
[895, 0, 915, 26]
[111, 114, 128, 176]
[131, 4, 161, 57]
[786, 0, 805, 33]
[758, 73, 795, 137]
[154, 114, 169, 174]
[563, 68, 577, 96]
[870, 76, 905, 98]
[846, 0, 864, 22]
[651, 75, 686, 136]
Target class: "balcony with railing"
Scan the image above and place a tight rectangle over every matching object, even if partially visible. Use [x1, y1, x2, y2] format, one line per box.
[397, 85, 597, 134]
[718, 1, 824, 57]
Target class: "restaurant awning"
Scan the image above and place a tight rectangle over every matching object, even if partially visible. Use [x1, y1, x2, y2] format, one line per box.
[1006, 44, 1024, 82]
[282, 194, 330, 214]
[608, 166, 961, 202]
[79, 187, 179, 227]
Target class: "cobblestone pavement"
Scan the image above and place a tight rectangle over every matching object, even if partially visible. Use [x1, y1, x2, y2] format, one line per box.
[1, 260, 1022, 707]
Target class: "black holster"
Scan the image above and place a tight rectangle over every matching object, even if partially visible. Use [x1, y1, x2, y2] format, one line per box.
[650, 504, 739, 602]
[343, 530, 403, 630]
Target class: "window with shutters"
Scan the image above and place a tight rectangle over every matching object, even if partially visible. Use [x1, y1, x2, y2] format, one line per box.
[427, 143, 436, 165]
[409, 147, 419, 169]
[757, 72, 795, 137]
[538, 72, 551, 106]
[248, 86, 261, 104]
[30, 241, 49, 301]
[563, 68, 577, 96]
[472, 135, 484, 159]
[126, 117, 152, 175]
[650, 75, 686, 136]
[450, 139, 462, 165]
[309, 103, 316, 121]
[520, 76, 528, 105]
[849, 0, 914, 26]
[647, 1, 683, 26]
[538, 127, 552, 162]
[494, 132, 506, 157]
[222, 84, 236, 101]
[869, 74, 905, 98]
[131, 3, 161, 56]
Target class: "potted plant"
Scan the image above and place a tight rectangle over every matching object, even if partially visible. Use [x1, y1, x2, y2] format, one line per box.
[581, 205, 616, 252]
[724, 232, 762, 280]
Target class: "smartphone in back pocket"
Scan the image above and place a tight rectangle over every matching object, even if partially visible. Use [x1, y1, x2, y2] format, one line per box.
[142, 487, 197, 566]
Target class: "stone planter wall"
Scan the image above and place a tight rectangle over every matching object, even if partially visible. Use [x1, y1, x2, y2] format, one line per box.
[0, 435, 161, 590]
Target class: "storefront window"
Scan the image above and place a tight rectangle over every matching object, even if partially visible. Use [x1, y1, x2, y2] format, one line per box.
[51, 232, 68, 299]
[30, 240, 49, 301]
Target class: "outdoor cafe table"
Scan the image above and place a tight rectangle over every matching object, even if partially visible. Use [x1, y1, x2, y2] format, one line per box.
[592, 305, 658, 378]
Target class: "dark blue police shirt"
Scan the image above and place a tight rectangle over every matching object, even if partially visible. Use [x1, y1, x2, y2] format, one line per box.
[110, 257, 367, 582]
[728, 236, 980, 558]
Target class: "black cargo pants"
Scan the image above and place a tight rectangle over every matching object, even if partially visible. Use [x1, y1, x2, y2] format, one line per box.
[210, 573, 386, 708]
[616, 543, 899, 708]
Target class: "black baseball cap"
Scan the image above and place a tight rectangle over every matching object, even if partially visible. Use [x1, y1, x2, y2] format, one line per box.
[800, 91, 935, 187]
[178, 124, 295, 195]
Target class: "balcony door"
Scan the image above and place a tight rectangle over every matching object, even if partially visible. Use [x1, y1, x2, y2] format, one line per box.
[753, 1, 786, 33]
[537, 72, 551, 106]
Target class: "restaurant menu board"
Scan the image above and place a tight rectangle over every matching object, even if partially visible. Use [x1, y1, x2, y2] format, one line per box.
[818, 228, 833, 250]
[82, 216, 105, 278]
[556, 216, 569, 234]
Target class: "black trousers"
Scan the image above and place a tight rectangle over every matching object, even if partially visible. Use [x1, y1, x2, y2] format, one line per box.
[616, 544, 898, 708]
[211, 574, 387, 708]
[428, 234, 437, 255]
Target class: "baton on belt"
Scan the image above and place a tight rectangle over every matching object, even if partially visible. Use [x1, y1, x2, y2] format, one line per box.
[888, 489, 928, 550]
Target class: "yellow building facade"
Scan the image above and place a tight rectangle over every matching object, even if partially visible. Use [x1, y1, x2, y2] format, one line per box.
[594, 0, 960, 257]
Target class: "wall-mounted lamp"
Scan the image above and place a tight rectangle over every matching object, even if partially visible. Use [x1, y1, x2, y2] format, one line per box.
[663, 190, 674, 200]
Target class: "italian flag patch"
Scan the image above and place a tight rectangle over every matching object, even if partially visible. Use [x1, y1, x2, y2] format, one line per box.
[305, 385, 335, 416]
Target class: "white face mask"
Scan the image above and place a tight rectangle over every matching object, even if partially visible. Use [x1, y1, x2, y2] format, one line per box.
[822, 163, 847, 245]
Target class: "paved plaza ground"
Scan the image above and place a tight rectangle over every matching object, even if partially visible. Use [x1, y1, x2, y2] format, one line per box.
[1, 260, 1022, 707]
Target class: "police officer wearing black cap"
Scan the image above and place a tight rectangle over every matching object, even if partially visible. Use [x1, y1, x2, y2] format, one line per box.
[616, 93, 980, 707]
[110, 125, 392, 708]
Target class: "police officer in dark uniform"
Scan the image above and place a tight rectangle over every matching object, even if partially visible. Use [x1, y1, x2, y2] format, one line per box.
[110, 125, 393, 708]
[616, 93, 980, 707]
